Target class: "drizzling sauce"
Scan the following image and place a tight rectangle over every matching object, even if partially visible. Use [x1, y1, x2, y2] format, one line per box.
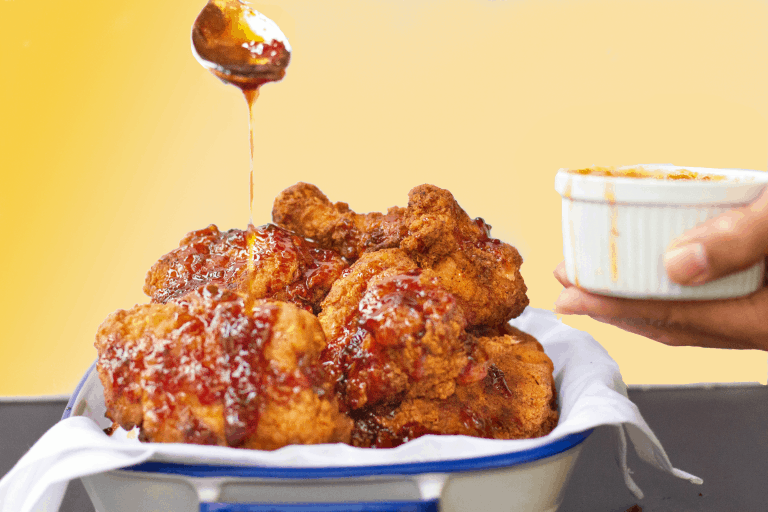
[192, 0, 291, 223]
[245, 89, 259, 224]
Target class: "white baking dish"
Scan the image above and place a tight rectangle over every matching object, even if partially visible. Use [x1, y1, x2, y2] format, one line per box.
[63, 361, 590, 512]
[555, 164, 768, 299]
[56, 306, 703, 512]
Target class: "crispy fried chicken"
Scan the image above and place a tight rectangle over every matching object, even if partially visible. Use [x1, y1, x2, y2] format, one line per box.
[316, 247, 556, 447]
[318, 250, 469, 410]
[270, 183, 406, 260]
[96, 182, 556, 451]
[350, 326, 559, 448]
[95, 285, 352, 449]
[401, 185, 529, 326]
[272, 183, 528, 326]
[143, 223, 347, 313]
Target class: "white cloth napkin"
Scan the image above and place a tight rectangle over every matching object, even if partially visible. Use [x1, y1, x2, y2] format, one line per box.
[0, 308, 702, 512]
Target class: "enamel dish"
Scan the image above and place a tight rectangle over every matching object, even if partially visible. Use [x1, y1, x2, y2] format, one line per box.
[63, 361, 590, 512]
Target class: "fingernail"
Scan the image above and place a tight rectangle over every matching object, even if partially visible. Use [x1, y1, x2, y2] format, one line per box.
[663, 243, 709, 285]
[554, 287, 585, 315]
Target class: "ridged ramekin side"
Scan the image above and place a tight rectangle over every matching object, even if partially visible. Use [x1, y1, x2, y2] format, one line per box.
[561, 198, 765, 299]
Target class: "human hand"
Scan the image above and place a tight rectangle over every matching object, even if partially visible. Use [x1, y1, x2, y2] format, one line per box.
[553, 186, 768, 351]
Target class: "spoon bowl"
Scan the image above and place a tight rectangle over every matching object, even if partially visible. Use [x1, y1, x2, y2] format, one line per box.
[191, 0, 291, 89]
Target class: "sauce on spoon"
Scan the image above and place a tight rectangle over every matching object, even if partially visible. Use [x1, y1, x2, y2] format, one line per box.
[192, 0, 291, 223]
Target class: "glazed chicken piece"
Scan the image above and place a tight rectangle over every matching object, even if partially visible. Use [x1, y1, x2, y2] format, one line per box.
[143, 223, 347, 313]
[95, 284, 352, 449]
[272, 183, 528, 326]
[350, 326, 559, 448]
[318, 249, 470, 410]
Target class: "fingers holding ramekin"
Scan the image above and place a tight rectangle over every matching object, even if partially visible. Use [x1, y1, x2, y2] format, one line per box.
[553, 283, 768, 350]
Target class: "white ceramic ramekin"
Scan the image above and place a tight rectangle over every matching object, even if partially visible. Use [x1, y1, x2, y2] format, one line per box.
[555, 164, 768, 300]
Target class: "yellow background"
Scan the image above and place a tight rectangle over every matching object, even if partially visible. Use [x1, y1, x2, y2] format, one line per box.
[1, 0, 767, 396]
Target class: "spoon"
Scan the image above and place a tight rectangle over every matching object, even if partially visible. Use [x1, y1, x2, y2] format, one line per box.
[191, 0, 291, 90]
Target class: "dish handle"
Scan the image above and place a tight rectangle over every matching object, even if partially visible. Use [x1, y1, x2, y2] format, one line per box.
[199, 500, 440, 511]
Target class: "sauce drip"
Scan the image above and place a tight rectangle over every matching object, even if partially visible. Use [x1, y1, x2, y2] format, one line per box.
[562, 178, 579, 287]
[221, 300, 279, 446]
[245, 89, 259, 224]
[457, 218, 506, 259]
[604, 182, 619, 283]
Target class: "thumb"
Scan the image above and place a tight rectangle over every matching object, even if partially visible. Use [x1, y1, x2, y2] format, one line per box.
[663, 186, 768, 285]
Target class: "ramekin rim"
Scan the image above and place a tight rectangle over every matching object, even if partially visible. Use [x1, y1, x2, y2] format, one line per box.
[555, 165, 768, 186]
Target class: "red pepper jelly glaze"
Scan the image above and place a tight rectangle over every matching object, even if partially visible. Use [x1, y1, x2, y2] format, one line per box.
[177, 285, 281, 446]
[145, 225, 250, 304]
[459, 218, 507, 261]
[246, 224, 348, 313]
[349, 369, 520, 448]
[345, 323, 557, 448]
[350, 407, 443, 449]
[96, 285, 240, 442]
[96, 284, 327, 447]
[322, 269, 468, 411]
[144, 224, 347, 313]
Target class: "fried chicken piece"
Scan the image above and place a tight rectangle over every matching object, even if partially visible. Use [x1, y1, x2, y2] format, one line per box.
[318, 249, 469, 410]
[272, 183, 528, 326]
[350, 326, 559, 448]
[143, 223, 347, 313]
[317, 248, 418, 348]
[271, 183, 406, 260]
[95, 284, 351, 449]
[401, 185, 528, 326]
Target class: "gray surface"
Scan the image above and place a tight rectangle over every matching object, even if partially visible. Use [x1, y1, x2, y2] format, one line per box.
[1, 385, 767, 512]
[560, 385, 768, 512]
[0, 400, 93, 512]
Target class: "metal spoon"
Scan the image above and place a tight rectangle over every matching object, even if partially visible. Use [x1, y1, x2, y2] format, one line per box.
[191, 0, 291, 90]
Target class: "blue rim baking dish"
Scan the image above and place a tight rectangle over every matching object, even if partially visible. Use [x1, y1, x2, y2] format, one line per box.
[63, 361, 591, 512]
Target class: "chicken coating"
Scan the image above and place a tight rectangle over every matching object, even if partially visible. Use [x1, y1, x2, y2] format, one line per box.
[271, 182, 407, 260]
[318, 249, 418, 349]
[401, 185, 529, 326]
[272, 183, 528, 326]
[143, 223, 347, 313]
[95, 284, 352, 449]
[318, 249, 470, 411]
[350, 326, 559, 448]
[95, 183, 555, 451]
